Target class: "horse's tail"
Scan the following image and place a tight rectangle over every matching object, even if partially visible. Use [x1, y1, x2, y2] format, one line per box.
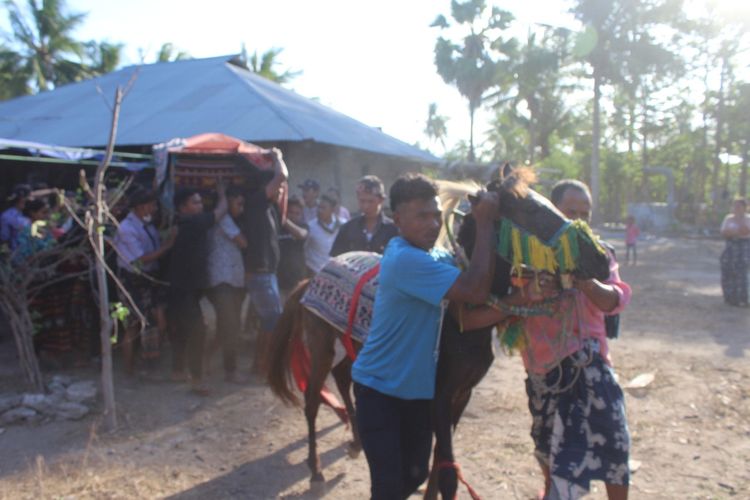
[266, 279, 310, 406]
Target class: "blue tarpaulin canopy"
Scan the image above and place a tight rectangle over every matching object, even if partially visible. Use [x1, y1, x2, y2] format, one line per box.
[0, 55, 438, 164]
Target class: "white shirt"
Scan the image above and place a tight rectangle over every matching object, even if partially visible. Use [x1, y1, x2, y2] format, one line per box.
[207, 214, 246, 288]
[303, 204, 318, 223]
[304, 217, 340, 273]
[114, 212, 160, 273]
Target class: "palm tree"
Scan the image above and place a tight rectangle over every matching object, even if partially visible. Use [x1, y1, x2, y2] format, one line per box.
[4, 0, 89, 91]
[424, 102, 449, 153]
[155, 42, 190, 63]
[431, 1, 516, 161]
[85, 40, 123, 75]
[247, 47, 300, 85]
[0, 46, 31, 99]
[571, 0, 685, 222]
[489, 28, 572, 164]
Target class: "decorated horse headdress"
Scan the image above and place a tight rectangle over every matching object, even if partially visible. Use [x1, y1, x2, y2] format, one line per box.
[439, 163, 611, 353]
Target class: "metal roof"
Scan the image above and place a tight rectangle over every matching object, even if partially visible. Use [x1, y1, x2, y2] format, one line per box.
[0, 55, 439, 163]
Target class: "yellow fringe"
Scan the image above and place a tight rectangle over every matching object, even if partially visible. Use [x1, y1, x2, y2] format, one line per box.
[511, 228, 523, 270]
[560, 234, 575, 271]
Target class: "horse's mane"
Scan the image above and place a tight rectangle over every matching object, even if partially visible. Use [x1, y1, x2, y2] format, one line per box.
[434, 179, 481, 250]
[500, 166, 537, 198]
[434, 166, 537, 250]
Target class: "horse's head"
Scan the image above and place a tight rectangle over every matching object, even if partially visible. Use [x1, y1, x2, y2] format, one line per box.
[485, 162, 610, 281]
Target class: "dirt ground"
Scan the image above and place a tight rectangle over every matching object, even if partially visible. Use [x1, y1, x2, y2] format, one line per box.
[0, 234, 748, 499]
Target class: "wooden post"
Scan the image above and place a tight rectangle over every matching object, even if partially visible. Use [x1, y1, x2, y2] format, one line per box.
[94, 87, 123, 432]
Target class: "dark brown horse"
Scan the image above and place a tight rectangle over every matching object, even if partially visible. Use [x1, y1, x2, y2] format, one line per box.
[266, 167, 610, 497]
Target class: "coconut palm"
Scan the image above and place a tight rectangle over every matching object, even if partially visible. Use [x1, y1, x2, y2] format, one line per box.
[248, 47, 300, 85]
[424, 102, 449, 153]
[4, 0, 89, 91]
[0, 46, 31, 99]
[155, 42, 190, 63]
[431, 0, 516, 161]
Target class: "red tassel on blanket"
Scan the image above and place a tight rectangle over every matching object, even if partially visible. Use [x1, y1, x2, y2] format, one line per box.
[290, 336, 349, 425]
[343, 263, 380, 361]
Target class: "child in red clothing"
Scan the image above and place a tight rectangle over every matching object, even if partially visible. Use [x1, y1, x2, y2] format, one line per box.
[625, 215, 640, 265]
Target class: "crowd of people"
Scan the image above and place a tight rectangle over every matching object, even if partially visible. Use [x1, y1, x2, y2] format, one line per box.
[4, 154, 748, 498]
[106, 149, 399, 395]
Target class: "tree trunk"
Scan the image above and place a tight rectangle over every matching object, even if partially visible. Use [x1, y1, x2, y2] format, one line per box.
[711, 54, 727, 210]
[468, 104, 476, 162]
[94, 88, 124, 432]
[591, 70, 602, 224]
[741, 143, 749, 199]
[0, 296, 44, 393]
[528, 118, 536, 165]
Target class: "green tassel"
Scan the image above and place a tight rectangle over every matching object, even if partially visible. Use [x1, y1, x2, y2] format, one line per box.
[500, 321, 524, 351]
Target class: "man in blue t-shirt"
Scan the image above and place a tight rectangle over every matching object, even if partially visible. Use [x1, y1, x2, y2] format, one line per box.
[352, 173, 498, 500]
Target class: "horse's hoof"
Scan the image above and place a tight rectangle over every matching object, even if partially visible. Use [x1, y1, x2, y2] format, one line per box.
[309, 476, 326, 497]
[347, 442, 361, 459]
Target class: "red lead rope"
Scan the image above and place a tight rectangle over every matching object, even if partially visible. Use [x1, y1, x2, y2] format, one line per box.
[437, 461, 482, 500]
[343, 263, 380, 361]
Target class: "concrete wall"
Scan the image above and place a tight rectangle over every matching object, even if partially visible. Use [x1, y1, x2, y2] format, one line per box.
[627, 202, 674, 231]
[267, 141, 427, 214]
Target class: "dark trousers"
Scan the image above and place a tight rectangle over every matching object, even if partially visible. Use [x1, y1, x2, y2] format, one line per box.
[625, 243, 637, 264]
[354, 382, 433, 500]
[167, 290, 206, 380]
[206, 284, 245, 374]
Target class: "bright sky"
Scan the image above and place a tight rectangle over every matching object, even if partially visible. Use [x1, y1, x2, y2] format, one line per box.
[2, 0, 747, 154]
[26, 0, 578, 153]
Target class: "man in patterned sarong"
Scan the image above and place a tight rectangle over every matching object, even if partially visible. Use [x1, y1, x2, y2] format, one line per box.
[519, 180, 632, 500]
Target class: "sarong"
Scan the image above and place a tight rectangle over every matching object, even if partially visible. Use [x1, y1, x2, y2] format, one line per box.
[525, 340, 630, 499]
[720, 239, 749, 306]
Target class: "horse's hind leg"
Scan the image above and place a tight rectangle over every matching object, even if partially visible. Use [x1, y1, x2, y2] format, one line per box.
[332, 357, 361, 458]
[304, 315, 336, 487]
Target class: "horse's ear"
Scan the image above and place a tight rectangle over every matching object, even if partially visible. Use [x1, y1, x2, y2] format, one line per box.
[502, 161, 513, 180]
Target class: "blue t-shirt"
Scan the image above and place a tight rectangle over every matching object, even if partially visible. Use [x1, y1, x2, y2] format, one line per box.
[352, 236, 461, 399]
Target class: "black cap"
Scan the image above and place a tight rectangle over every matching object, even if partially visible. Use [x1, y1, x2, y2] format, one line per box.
[128, 186, 158, 208]
[7, 184, 31, 202]
[298, 179, 320, 191]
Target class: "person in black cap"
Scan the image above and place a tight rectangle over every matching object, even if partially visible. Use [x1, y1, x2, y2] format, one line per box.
[299, 179, 320, 223]
[1, 184, 32, 251]
[114, 187, 175, 376]
[330, 175, 398, 257]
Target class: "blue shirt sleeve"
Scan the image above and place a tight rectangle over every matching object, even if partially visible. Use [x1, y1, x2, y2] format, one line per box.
[394, 246, 460, 306]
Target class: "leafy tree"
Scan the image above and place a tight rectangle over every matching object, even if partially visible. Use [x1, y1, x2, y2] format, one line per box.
[3, 0, 88, 90]
[488, 27, 573, 163]
[246, 46, 300, 85]
[431, 0, 515, 161]
[424, 102, 449, 153]
[571, 0, 685, 222]
[85, 40, 123, 75]
[155, 42, 190, 63]
[726, 82, 750, 198]
[0, 45, 31, 98]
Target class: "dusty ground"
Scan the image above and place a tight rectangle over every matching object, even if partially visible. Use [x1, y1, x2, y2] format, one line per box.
[0, 234, 748, 499]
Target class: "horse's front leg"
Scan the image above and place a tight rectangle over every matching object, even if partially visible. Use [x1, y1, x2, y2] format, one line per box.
[304, 318, 337, 488]
[425, 387, 458, 500]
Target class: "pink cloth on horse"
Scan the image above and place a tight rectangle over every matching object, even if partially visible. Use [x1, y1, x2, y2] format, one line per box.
[300, 251, 381, 344]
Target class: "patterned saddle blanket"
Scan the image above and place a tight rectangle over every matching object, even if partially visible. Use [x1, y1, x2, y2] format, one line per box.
[300, 251, 381, 344]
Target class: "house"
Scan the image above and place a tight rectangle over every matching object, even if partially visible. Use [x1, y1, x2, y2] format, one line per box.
[0, 55, 439, 210]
